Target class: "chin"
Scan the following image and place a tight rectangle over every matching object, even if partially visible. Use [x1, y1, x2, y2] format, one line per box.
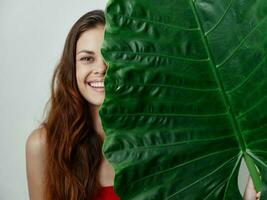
[82, 91, 105, 107]
[87, 98, 104, 107]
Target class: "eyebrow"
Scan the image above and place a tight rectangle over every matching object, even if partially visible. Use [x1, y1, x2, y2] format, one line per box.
[76, 50, 95, 55]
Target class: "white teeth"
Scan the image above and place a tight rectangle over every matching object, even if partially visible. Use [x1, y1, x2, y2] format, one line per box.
[89, 81, 104, 88]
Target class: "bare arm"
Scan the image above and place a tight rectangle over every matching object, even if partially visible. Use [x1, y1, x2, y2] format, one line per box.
[25, 128, 47, 200]
[243, 177, 261, 200]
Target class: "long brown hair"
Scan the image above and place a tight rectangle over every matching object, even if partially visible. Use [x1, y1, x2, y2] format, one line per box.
[43, 10, 105, 200]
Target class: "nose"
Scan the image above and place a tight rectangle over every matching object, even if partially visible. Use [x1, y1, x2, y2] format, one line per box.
[94, 59, 107, 75]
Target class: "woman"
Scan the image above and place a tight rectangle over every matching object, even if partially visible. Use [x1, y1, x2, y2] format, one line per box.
[26, 9, 260, 200]
[26, 10, 119, 200]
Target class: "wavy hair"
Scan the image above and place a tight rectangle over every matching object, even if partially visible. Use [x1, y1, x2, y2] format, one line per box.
[43, 10, 105, 200]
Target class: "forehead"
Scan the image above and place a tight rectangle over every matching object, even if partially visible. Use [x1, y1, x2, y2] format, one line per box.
[76, 26, 105, 53]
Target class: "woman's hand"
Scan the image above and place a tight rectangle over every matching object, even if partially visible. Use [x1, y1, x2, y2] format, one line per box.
[243, 177, 261, 200]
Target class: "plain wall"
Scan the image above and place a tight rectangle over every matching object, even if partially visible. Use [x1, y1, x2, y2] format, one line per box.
[0, 0, 248, 199]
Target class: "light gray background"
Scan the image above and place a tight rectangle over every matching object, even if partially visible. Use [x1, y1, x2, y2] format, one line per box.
[0, 0, 248, 199]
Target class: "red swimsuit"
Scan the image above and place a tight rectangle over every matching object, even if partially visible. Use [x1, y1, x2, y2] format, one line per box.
[93, 186, 120, 200]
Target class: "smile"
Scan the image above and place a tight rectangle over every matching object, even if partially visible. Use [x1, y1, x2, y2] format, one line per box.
[88, 81, 104, 88]
[87, 81, 105, 92]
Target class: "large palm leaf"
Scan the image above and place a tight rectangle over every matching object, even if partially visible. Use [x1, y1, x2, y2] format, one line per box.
[99, 0, 267, 199]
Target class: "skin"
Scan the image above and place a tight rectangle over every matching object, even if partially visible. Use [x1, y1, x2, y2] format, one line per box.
[26, 25, 114, 200]
[26, 128, 47, 199]
[26, 25, 260, 199]
[244, 177, 261, 200]
[75, 25, 115, 187]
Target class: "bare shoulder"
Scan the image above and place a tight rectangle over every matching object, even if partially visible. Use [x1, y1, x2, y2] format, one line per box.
[26, 127, 47, 199]
[26, 127, 47, 156]
[26, 127, 48, 174]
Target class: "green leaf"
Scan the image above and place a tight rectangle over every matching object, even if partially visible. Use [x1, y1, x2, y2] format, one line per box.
[99, 0, 267, 199]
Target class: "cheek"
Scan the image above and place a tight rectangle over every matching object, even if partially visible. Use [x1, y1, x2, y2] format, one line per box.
[75, 71, 87, 97]
[76, 65, 87, 85]
[76, 71, 83, 84]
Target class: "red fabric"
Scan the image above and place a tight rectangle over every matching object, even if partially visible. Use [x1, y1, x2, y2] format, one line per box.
[93, 186, 120, 200]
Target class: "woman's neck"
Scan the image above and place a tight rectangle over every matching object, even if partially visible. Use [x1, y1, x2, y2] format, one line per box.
[89, 105, 105, 139]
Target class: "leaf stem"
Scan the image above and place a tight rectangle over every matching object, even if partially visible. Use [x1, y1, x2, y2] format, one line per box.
[243, 152, 262, 192]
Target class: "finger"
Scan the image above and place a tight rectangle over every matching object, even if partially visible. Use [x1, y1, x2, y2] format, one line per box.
[256, 192, 261, 200]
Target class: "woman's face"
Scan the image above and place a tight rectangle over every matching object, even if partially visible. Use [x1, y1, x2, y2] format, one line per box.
[76, 25, 107, 107]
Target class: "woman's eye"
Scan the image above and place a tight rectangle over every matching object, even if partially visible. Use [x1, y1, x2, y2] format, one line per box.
[80, 56, 94, 62]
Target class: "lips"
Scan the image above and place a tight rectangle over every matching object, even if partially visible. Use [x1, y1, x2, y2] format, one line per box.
[87, 81, 105, 92]
[88, 81, 104, 88]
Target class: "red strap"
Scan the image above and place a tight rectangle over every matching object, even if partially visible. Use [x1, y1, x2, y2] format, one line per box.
[93, 186, 120, 200]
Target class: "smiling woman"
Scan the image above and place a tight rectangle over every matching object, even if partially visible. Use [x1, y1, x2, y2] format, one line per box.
[76, 27, 106, 107]
[25, 10, 120, 200]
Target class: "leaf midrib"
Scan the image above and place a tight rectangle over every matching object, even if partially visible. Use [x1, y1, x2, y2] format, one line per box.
[190, 0, 246, 153]
[189, 0, 262, 194]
